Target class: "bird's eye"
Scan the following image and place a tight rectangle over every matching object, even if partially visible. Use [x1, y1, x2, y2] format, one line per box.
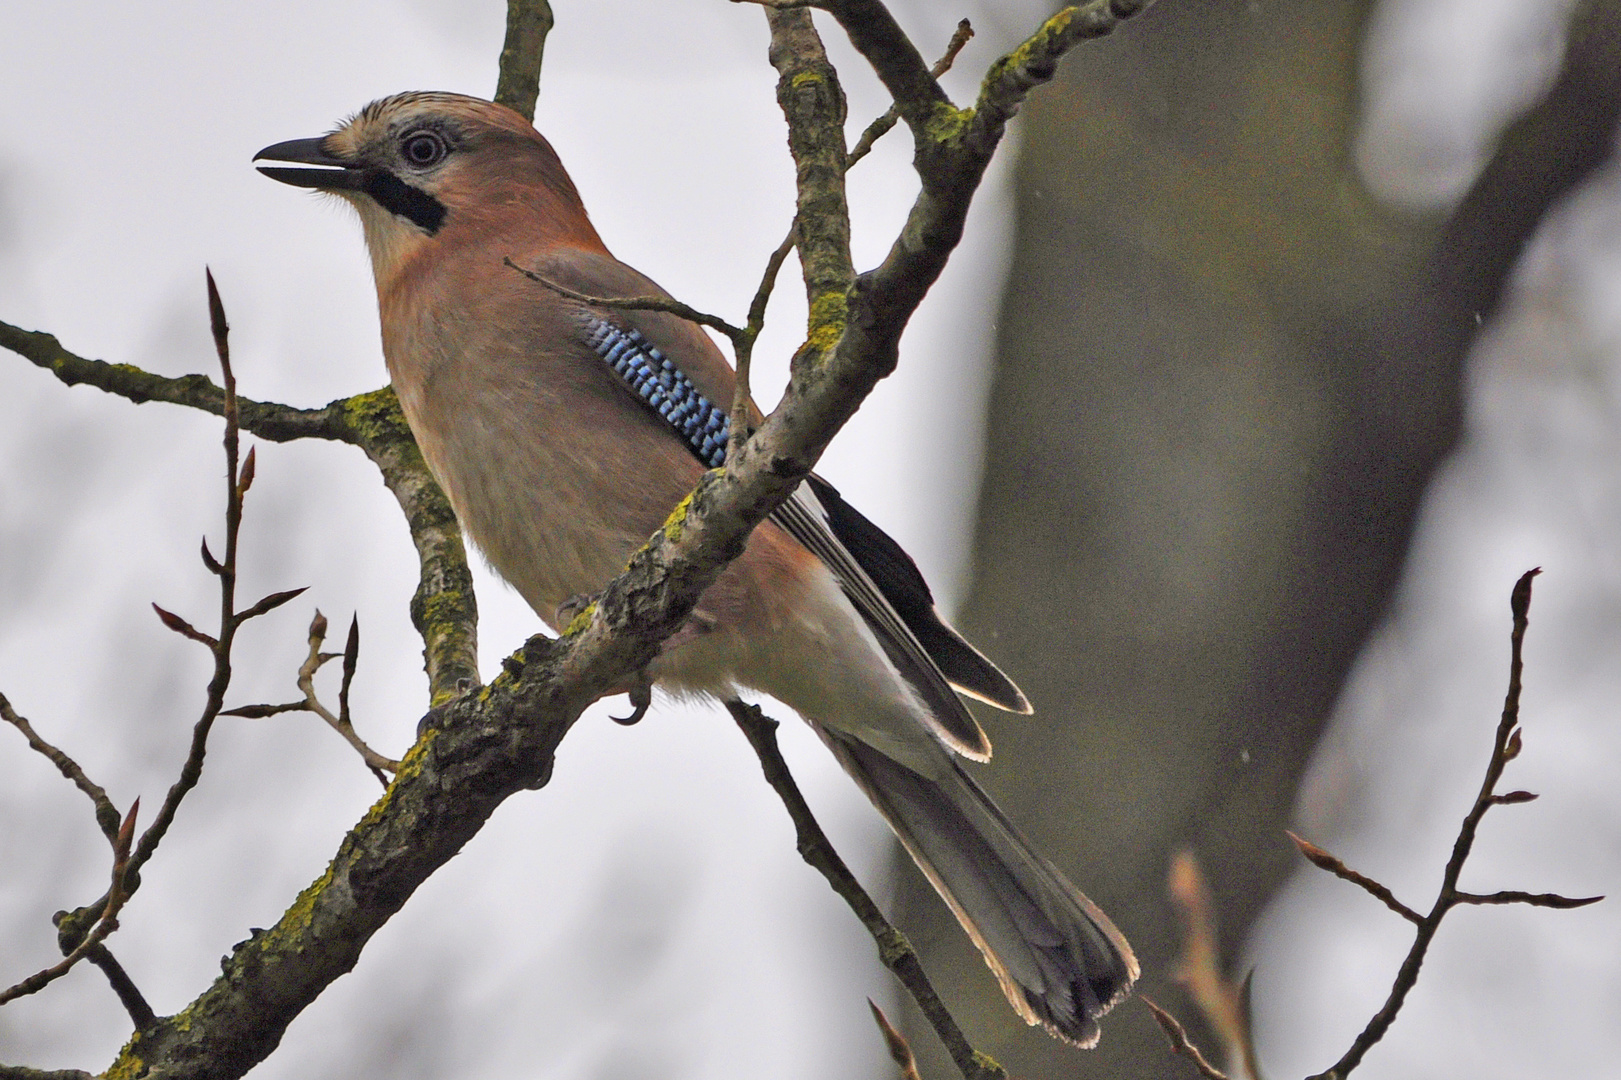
[401, 131, 447, 168]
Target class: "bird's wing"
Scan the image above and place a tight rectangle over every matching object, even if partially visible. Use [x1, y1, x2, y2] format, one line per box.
[527, 249, 1027, 754]
[797, 473, 1031, 715]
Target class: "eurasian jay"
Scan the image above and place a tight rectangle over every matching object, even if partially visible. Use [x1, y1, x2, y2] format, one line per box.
[256, 91, 1136, 1047]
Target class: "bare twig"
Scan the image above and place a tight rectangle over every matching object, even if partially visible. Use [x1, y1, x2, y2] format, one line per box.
[119, 271, 250, 887]
[0, 323, 480, 704]
[868, 998, 924, 1080]
[493, 0, 554, 121]
[1143, 997, 1232, 1080]
[726, 228, 800, 462]
[502, 258, 748, 344]
[1168, 850, 1263, 1080]
[1454, 889, 1602, 909]
[1304, 569, 1604, 1080]
[846, 18, 974, 168]
[0, 802, 138, 1006]
[86, 945, 157, 1030]
[0, 693, 121, 843]
[725, 700, 1005, 1080]
[1285, 832, 1421, 925]
[294, 611, 399, 783]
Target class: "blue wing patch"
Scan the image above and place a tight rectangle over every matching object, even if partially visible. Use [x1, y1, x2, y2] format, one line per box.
[578, 314, 1020, 747]
[582, 316, 731, 468]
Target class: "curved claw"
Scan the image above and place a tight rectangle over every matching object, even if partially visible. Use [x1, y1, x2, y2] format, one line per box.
[612, 679, 652, 726]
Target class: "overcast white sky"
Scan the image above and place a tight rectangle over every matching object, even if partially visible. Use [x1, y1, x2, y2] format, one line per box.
[1, 2, 1617, 1079]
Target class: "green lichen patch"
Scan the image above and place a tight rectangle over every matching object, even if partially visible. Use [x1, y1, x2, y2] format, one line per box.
[563, 602, 597, 638]
[925, 101, 973, 145]
[104, 1030, 146, 1080]
[660, 491, 696, 544]
[339, 386, 415, 443]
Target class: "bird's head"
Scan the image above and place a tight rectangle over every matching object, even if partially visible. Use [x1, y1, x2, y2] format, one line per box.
[256, 92, 602, 281]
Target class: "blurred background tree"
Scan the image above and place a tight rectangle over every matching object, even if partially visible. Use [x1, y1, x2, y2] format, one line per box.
[892, 1, 1621, 1076]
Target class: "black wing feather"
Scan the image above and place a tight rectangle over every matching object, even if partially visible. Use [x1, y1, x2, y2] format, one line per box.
[804, 475, 1031, 714]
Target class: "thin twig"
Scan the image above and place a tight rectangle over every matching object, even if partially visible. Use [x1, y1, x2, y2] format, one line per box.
[1454, 889, 1602, 909]
[1143, 997, 1232, 1080]
[86, 945, 157, 1029]
[1285, 832, 1421, 925]
[728, 227, 800, 462]
[294, 611, 399, 783]
[119, 271, 247, 888]
[502, 258, 747, 344]
[0, 693, 121, 843]
[1305, 569, 1604, 1080]
[0, 802, 138, 1006]
[846, 18, 974, 168]
[725, 700, 1005, 1080]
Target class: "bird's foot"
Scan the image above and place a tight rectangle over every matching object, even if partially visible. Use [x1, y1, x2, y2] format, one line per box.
[415, 676, 482, 738]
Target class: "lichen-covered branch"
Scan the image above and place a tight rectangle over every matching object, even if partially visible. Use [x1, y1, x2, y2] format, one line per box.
[967, 0, 1150, 158]
[766, 8, 854, 371]
[0, 320, 342, 440]
[337, 389, 480, 704]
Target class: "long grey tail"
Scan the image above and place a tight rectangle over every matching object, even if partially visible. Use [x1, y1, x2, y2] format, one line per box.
[821, 729, 1138, 1047]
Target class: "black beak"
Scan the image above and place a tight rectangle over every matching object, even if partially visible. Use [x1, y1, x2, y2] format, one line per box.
[254, 137, 364, 191]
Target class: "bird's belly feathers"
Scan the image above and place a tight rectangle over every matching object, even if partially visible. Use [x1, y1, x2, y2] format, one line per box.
[398, 368, 678, 619]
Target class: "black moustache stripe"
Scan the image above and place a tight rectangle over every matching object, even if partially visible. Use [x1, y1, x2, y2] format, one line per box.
[363, 171, 446, 234]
